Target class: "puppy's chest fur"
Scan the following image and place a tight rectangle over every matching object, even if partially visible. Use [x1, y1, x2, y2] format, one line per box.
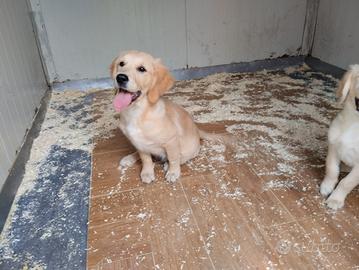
[119, 104, 166, 157]
[329, 110, 359, 166]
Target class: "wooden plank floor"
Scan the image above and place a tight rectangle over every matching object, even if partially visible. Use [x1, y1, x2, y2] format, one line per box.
[87, 68, 359, 269]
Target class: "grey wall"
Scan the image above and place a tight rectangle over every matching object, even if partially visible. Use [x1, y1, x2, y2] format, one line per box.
[32, 0, 308, 82]
[0, 0, 47, 190]
[32, 0, 187, 82]
[312, 0, 359, 69]
[187, 0, 306, 67]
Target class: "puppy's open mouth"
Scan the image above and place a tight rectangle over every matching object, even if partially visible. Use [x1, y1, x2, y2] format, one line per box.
[113, 88, 141, 112]
[117, 88, 141, 102]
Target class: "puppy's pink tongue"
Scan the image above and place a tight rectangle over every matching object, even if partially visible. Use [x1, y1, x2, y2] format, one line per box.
[113, 92, 132, 112]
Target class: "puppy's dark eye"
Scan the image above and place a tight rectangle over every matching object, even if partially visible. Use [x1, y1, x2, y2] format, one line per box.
[119, 61, 125, 67]
[137, 66, 146, 73]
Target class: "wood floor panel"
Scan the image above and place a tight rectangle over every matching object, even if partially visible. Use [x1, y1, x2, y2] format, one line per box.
[142, 181, 214, 270]
[92, 150, 142, 197]
[297, 213, 359, 269]
[89, 253, 154, 270]
[181, 174, 274, 269]
[87, 221, 152, 269]
[181, 172, 306, 269]
[259, 221, 334, 270]
[89, 188, 145, 227]
[87, 70, 359, 269]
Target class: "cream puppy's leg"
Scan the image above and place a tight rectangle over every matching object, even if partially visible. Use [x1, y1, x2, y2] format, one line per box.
[139, 152, 155, 184]
[320, 144, 341, 196]
[326, 166, 359, 210]
[119, 152, 139, 168]
[164, 138, 181, 183]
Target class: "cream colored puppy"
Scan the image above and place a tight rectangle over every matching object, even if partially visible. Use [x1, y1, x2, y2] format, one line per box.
[320, 65, 359, 209]
[111, 51, 221, 183]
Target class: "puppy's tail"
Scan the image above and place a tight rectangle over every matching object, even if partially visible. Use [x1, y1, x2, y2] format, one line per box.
[198, 129, 237, 149]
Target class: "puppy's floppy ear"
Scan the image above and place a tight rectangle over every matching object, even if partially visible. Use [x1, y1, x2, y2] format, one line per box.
[337, 68, 356, 104]
[110, 57, 117, 78]
[148, 60, 174, 104]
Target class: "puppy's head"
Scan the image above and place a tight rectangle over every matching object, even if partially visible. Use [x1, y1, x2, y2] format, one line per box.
[337, 64, 359, 111]
[111, 51, 174, 111]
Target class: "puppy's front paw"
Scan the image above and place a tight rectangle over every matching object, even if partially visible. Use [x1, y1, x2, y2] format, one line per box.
[141, 171, 155, 184]
[119, 154, 137, 167]
[320, 179, 336, 197]
[326, 197, 344, 210]
[163, 162, 169, 172]
[165, 170, 180, 183]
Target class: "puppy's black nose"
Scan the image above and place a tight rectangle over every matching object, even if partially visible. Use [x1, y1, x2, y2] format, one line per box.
[116, 74, 129, 84]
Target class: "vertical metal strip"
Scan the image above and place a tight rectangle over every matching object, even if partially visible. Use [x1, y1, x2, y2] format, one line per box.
[27, 0, 58, 84]
[300, 0, 320, 55]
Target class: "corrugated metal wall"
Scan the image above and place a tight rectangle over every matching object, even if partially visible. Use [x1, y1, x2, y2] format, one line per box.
[312, 0, 359, 69]
[33, 0, 307, 82]
[0, 0, 47, 190]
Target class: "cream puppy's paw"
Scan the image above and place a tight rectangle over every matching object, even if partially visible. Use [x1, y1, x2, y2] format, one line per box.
[325, 189, 345, 210]
[141, 171, 155, 184]
[163, 162, 169, 172]
[119, 153, 138, 168]
[326, 197, 344, 210]
[320, 178, 336, 197]
[165, 170, 180, 183]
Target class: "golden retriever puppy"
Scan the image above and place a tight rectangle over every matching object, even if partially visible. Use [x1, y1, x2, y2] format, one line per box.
[320, 65, 359, 209]
[110, 51, 226, 183]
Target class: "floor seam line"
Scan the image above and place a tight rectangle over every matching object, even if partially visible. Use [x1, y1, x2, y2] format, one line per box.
[88, 219, 137, 229]
[93, 148, 133, 156]
[180, 181, 217, 270]
[91, 187, 143, 199]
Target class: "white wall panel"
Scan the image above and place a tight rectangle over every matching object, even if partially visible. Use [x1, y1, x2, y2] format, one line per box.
[186, 0, 306, 67]
[37, 0, 187, 82]
[312, 0, 359, 69]
[33, 0, 307, 82]
[0, 0, 47, 190]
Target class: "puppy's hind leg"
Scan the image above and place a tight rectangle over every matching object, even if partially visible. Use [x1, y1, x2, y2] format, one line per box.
[119, 152, 140, 168]
[320, 144, 340, 197]
[326, 165, 359, 210]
